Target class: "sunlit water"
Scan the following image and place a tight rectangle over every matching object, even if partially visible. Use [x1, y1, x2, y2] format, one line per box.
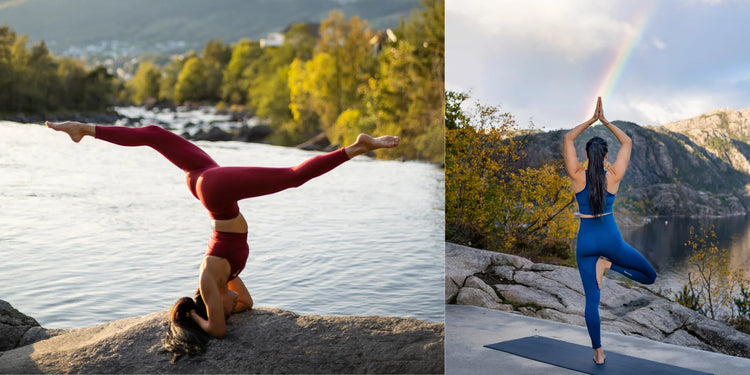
[621, 216, 750, 295]
[0, 119, 444, 329]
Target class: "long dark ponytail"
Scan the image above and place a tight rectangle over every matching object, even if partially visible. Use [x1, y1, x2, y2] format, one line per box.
[585, 136, 608, 218]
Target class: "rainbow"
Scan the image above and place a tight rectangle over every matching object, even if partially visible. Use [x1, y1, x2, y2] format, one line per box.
[591, 3, 659, 109]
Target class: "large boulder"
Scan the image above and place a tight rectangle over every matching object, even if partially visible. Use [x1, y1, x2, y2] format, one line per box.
[0, 307, 444, 374]
[445, 242, 750, 358]
[0, 300, 62, 352]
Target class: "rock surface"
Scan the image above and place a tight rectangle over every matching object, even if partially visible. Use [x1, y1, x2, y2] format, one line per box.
[446, 242, 750, 359]
[0, 304, 443, 374]
[0, 301, 41, 352]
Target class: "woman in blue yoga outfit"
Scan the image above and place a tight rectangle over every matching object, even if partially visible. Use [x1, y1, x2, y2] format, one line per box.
[562, 97, 657, 365]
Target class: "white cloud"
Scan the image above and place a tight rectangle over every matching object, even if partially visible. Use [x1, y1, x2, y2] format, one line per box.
[652, 37, 666, 50]
[619, 94, 723, 125]
[446, 0, 635, 62]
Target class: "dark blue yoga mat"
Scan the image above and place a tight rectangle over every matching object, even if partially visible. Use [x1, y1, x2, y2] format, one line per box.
[484, 336, 712, 375]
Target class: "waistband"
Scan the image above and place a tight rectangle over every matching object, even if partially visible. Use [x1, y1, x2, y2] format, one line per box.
[577, 212, 614, 220]
[210, 231, 248, 241]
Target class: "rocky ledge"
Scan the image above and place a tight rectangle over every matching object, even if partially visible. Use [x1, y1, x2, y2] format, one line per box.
[445, 242, 750, 359]
[0, 301, 443, 374]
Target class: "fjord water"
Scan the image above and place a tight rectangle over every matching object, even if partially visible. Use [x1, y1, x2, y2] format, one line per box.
[0, 120, 444, 328]
[622, 215, 750, 292]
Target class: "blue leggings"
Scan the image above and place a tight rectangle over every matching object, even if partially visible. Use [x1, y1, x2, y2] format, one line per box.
[576, 214, 657, 349]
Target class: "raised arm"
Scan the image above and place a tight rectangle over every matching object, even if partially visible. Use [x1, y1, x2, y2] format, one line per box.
[599, 105, 631, 185]
[563, 97, 601, 188]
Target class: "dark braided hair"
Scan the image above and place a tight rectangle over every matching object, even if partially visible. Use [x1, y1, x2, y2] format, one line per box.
[585, 136, 608, 218]
[163, 289, 209, 363]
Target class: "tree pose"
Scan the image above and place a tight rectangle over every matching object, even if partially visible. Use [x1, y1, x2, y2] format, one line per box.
[46, 121, 399, 360]
[562, 97, 656, 365]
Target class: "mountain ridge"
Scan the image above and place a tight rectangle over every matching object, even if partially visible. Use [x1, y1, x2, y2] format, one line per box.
[0, 0, 421, 55]
[519, 107, 750, 222]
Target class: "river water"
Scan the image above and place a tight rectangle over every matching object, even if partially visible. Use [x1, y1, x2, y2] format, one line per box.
[0, 114, 444, 329]
[621, 215, 750, 294]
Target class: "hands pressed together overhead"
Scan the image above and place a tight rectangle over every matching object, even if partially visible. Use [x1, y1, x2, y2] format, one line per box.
[589, 96, 609, 124]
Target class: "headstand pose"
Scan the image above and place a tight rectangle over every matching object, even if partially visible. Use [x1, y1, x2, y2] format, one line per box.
[46, 121, 399, 358]
[562, 97, 656, 365]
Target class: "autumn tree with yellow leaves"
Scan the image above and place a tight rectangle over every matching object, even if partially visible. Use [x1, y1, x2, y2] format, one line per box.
[676, 226, 748, 322]
[445, 91, 578, 261]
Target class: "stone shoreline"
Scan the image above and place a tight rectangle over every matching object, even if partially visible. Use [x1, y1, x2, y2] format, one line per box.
[445, 242, 750, 359]
[0, 301, 444, 374]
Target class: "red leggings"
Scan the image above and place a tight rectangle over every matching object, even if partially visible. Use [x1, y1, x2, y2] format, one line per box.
[95, 125, 350, 220]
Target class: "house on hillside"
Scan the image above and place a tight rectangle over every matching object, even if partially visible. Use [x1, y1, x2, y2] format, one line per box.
[261, 23, 321, 48]
[260, 33, 284, 48]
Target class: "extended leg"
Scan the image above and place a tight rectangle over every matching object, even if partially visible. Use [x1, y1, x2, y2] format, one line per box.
[47, 122, 219, 172]
[198, 148, 351, 215]
[198, 133, 400, 217]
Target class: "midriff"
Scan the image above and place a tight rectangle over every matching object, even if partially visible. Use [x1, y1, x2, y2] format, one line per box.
[576, 212, 614, 219]
[213, 212, 248, 233]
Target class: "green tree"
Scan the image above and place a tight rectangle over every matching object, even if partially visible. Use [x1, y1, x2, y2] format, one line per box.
[282, 57, 321, 145]
[0, 26, 19, 111]
[81, 66, 114, 111]
[158, 56, 184, 103]
[221, 39, 262, 105]
[291, 52, 338, 132]
[202, 38, 232, 102]
[305, 10, 375, 138]
[247, 23, 317, 136]
[57, 58, 88, 110]
[174, 56, 207, 104]
[365, 0, 445, 162]
[0, 25, 115, 114]
[128, 61, 161, 105]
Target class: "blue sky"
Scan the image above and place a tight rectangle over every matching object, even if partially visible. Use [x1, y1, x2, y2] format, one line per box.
[446, 0, 750, 130]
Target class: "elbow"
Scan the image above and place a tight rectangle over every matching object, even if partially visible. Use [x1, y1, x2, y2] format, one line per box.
[210, 328, 226, 339]
[622, 135, 632, 146]
[563, 131, 575, 144]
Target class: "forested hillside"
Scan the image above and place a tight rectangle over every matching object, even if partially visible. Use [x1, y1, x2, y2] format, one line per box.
[0, 0, 444, 162]
[0, 0, 420, 55]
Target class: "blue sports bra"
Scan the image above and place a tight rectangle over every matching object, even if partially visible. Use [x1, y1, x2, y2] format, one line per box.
[575, 178, 616, 215]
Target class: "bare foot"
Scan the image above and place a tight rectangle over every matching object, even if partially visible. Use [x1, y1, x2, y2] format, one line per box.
[345, 133, 400, 158]
[596, 257, 612, 290]
[45, 121, 94, 143]
[593, 348, 606, 365]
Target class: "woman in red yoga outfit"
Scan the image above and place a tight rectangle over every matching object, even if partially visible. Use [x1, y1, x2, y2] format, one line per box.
[46, 121, 399, 358]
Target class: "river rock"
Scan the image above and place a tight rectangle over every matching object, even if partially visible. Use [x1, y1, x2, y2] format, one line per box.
[446, 242, 750, 358]
[233, 124, 272, 142]
[0, 307, 443, 374]
[0, 300, 42, 351]
[192, 126, 234, 142]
